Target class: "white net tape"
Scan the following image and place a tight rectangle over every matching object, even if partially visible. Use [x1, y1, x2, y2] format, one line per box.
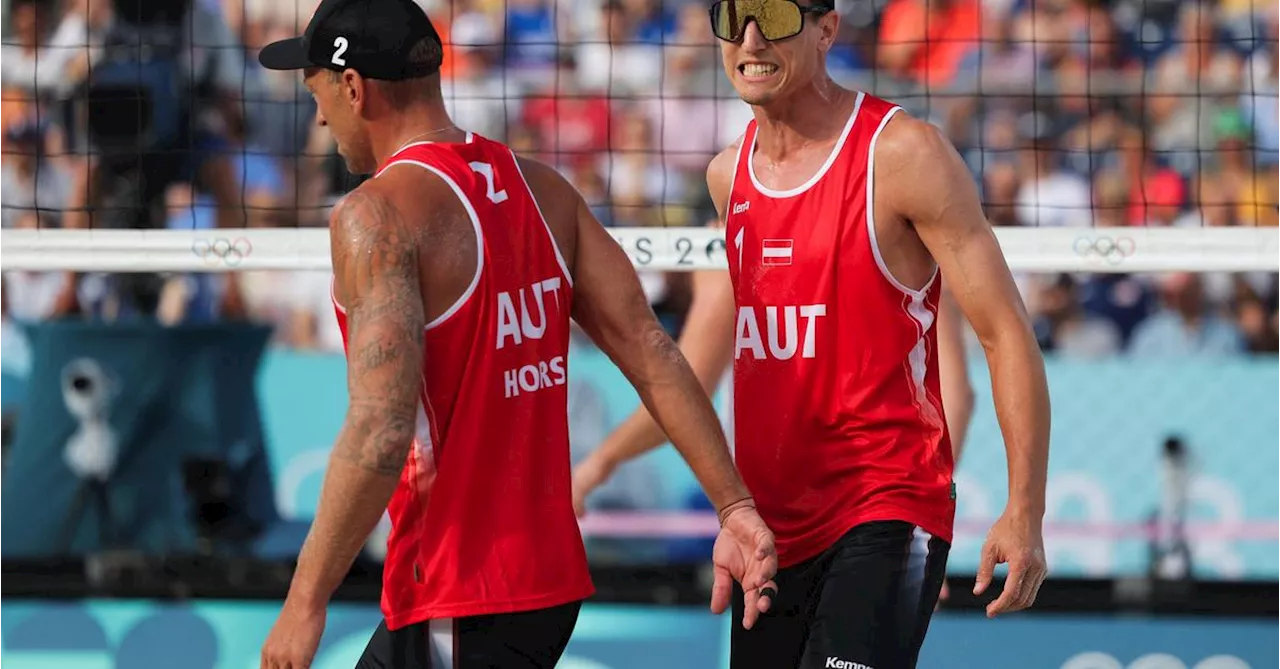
[3, 227, 1277, 273]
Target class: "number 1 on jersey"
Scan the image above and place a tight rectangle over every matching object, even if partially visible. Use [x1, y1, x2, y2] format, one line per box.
[470, 162, 509, 204]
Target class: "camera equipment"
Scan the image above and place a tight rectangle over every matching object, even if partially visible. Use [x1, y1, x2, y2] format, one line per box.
[66, 0, 202, 231]
[56, 358, 121, 553]
[182, 455, 263, 556]
[1148, 435, 1193, 580]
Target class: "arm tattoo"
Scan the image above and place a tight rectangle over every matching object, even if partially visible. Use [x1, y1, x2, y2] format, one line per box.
[330, 191, 426, 476]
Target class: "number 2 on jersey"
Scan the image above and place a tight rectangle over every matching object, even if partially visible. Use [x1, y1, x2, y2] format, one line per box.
[470, 162, 509, 204]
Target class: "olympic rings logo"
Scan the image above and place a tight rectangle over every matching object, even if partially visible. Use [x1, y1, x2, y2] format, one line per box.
[192, 237, 253, 267]
[1072, 236, 1136, 265]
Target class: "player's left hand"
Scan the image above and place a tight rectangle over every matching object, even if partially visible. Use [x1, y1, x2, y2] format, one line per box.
[261, 597, 326, 669]
[711, 501, 778, 630]
[974, 509, 1048, 618]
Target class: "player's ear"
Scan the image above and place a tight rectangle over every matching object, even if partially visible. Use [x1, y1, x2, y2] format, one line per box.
[342, 69, 366, 111]
[817, 8, 839, 49]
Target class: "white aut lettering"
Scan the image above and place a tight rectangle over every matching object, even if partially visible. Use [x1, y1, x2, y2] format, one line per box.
[736, 304, 826, 360]
[496, 277, 563, 350]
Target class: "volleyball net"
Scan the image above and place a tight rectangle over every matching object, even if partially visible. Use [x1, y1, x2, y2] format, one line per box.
[2, 226, 1278, 273]
[0, 0, 1277, 585]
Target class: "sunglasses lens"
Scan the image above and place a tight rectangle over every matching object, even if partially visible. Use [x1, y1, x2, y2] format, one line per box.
[711, 0, 803, 42]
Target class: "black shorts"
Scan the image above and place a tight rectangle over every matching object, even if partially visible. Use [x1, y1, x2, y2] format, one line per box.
[730, 521, 950, 669]
[355, 600, 582, 669]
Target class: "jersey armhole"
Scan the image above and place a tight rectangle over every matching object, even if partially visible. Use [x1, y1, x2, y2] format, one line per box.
[507, 150, 574, 288]
[864, 106, 938, 301]
[374, 159, 485, 331]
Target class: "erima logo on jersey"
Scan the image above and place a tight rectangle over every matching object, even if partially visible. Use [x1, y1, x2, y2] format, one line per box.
[735, 304, 826, 360]
[732, 201, 750, 215]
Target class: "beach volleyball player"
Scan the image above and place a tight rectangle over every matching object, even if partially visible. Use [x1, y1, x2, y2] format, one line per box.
[582, 0, 1050, 666]
[254, 0, 778, 667]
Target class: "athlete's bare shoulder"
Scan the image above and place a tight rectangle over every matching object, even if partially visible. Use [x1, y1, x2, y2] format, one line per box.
[870, 112, 974, 227]
[330, 166, 477, 314]
[706, 134, 744, 220]
[510, 153, 581, 266]
[328, 178, 416, 300]
[873, 111, 958, 171]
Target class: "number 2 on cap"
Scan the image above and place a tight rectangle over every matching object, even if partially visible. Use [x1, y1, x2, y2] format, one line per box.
[332, 36, 349, 66]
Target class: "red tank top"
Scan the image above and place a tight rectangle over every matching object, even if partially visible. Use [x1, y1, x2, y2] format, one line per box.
[333, 133, 593, 628]
[724, 94, 956, 568]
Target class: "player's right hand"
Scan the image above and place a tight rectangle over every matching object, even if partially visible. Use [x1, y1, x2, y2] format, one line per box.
[711, 503, 778, 630]
[571, 453, 613, 518]
[260, 597, 326, 669]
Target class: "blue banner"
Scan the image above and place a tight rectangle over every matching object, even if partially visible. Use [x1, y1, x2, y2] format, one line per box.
[2, 600, 1275, 669]
[256, 346, 1280, 580]
[1, 322, 278, 558]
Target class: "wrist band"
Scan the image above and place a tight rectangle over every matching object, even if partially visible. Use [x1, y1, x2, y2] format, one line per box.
[717, 496, 755, 527]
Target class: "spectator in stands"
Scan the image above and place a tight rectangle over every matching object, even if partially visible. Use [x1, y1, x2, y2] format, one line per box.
[521, 54, 614, 170]
[2, 120, 72, 231]
[963, 1, 1037, 93]
[1032, 274, 1122, 359]
[570, 163, 614, 227]
[2, 0, 105, 101]
[1130, 273, 1245, 356]
[983, 162, 1022, 228]
[1234, 286, 1280, 353]
[576, 0, 662, 96]
[877, 0, 982, 88]
[1205, 108, 1279, 227]
[1090, 169, 1129, 227]
[503, 0, 560, 86]
[1060, 100, 1132, 179]
[1239, 15, 1278, 168]
[1015, 122, 1094, 227]
[601, 110, 674, 217]
[1075, 3, 1141, 78]
[1148, 3, 1245, 176]
[641, 2, 724, 183]
[232, 1, 317, 217]
[621, 0, 674, 44]
[1120, 126, 1187, 227]
[443, 10, 515, 141]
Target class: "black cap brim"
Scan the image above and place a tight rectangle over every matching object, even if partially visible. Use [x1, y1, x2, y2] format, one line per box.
[259, 37, 313, 71]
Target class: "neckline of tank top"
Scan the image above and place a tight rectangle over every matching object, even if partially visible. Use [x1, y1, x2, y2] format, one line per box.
[745, 91, 865, 200]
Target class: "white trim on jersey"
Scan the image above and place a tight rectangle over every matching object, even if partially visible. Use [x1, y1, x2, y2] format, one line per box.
[746, 91, 864, 199]
[374, 159, 487, 331]
[507, 149, 574, 288]
[865, 106, 945, 429]
[412, 393, 439, 491]
[864, 106, 938, 299]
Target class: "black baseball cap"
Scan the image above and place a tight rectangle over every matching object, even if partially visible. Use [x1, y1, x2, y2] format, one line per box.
[258, 0, 443, 81]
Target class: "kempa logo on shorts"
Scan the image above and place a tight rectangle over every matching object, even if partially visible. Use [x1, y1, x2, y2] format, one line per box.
[825, 658, 873, 669]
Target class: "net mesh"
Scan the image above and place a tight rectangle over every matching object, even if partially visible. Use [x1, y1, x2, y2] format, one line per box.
[0, 0, 1276, 582]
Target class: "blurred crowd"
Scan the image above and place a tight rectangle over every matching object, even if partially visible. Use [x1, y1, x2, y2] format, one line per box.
[1, 0, 1277, 355]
